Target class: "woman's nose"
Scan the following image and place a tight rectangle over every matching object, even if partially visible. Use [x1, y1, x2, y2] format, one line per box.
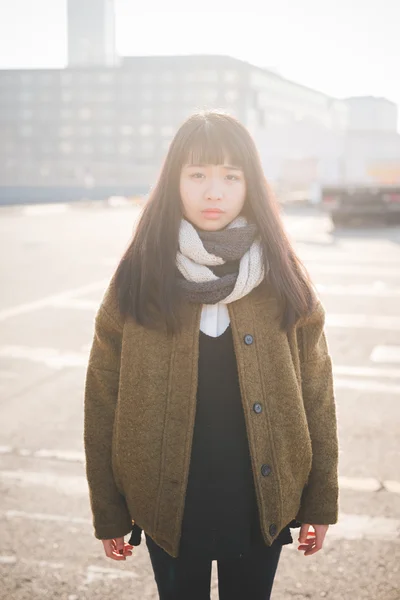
[205, 181, 223, 201]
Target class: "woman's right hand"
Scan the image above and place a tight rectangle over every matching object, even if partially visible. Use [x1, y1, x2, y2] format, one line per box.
[101, 537, 134, 561]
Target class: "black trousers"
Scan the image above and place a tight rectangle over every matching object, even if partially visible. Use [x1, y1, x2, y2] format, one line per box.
[145, 533, 283, 600]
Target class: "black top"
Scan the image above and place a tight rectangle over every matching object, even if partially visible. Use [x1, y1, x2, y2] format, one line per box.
[178, 324, 293, 560]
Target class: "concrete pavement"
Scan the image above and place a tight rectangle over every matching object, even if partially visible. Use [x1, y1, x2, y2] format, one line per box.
[0, 202, 399, 599]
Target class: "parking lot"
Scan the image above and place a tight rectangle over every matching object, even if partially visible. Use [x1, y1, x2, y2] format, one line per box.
[0, 202, 399, 599]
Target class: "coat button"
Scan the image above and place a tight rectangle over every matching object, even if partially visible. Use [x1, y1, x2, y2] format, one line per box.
[253, 403, 263, 414]
[261, 464, 272, 477]
[269, 523, 277, 537]
[244, 334, 254, 345]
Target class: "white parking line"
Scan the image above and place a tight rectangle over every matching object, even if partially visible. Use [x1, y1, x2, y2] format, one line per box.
[385, 481, 400, 494]
[316, 283, 400, 297]
[0, 345, 89, 369]
[0, 555, 65, 569]
[0, 280, 108, 322]
[371, 345, 400, 364]
[3, 510, 91, 525]
[2, 509, 399, 543]
[22, 204, 70, 216]
[339, 476, 382, 492]
[33, 448, 85, 462]
[328, 513, 400, 541]
[310, 265, 400, 276]
[0, 470, 88, 495]
[335, 377, 400, 394]
[83, 565, 138, 585]
[326, 314, 400, 331]
[50, 298, 99, 311]
[0, 555, 17, 564]
[333, 365, 400, 379]
[301, 253, 400, 266]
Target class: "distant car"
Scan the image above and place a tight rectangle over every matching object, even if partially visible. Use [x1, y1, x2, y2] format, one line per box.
[321, 185, 400, 226]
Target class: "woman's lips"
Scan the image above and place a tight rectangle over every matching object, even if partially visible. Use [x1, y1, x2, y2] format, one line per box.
[202, 209, 224, 219]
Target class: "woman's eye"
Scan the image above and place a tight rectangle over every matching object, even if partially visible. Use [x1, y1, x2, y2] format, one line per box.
[226, 174, 240, 181]
[190, 172, 205, 179]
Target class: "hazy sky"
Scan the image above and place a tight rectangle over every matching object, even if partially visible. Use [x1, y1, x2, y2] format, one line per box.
[0, 0, 399, 107]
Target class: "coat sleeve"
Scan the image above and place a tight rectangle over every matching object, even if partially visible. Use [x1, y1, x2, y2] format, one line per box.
[295, 302, 339, 525]
[84, 299, 133, 540]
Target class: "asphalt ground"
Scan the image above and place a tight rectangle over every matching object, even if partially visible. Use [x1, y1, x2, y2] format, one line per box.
[0, 201, 399, 599]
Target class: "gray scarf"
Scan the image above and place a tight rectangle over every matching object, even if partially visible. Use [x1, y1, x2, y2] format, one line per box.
[176, 218, 263, 304]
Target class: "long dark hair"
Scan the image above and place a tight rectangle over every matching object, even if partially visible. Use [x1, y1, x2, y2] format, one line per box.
[115, 110, 317, 334]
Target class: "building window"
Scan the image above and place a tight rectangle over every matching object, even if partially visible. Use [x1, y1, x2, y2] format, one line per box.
[120, 73, 133, 85]
[39, 164, 50, 177]
[225, 90, 238, 103]
[99, 142, 114, 154]
[99, 73, 114, 84]
[20, 73, 33, 85]
[204, 90, 218, 103]
[224, 71, 238, 83]
[161, 71, 174, 83]
[141, 107, 153, 120]
[62, 91, 73, 103]
[21, 109, 33, 120]
[161, 91, 173, 102]
[139, 124, 154, 136]
[40, 73, 53, 86]
[60, 142, 73, 154]
[121, 125, 134, 135]
[142, 73, 154, 84]
[99, 92, 114, 102]
[19, 125, 33, 137]
[78, 108, 92, 120]
[142, 90, 153, 102]
[60, 108, 73, 119]
[61, 73, 73, 86]
[142, 140, 154, 154]
[119, 142, 131, 154]
[99, 125, 113, 136]
[59, 126, 73, 137]
[98, 108, 114, 119]
[19, 91, 33, 103]
[187, 70, 218, 83]
[161, 125, 174, 137]
[82, 144, 93, 154]
[40, 93, 52, 103]
[79, 125, 92, 137]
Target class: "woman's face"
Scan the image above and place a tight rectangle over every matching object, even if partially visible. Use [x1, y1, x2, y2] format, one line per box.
[179, 161, 247, 231]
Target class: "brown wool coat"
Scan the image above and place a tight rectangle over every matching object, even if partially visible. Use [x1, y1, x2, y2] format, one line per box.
[84, 277, 339, 558]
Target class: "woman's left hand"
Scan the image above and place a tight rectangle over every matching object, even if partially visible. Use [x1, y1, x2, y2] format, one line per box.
[298, 523, 329, 556]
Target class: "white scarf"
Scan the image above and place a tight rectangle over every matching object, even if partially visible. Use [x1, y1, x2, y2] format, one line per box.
[177, 217, 265, 336]
[177, 216, 265, 304]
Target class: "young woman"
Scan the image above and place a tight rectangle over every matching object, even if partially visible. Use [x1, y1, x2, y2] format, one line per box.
[84, 111, 339, 600]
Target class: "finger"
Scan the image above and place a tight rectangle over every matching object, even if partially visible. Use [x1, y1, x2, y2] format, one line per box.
[110, 550, 127, 560]
[104, 549, 126, 560]
[298, 542, 314, 551]
[299, 524, 310, 543]
[102, 541, 113, 556]
[114, 539, 125, 554]
[304, 542, 323, 556]
[315, 528, 327, 547]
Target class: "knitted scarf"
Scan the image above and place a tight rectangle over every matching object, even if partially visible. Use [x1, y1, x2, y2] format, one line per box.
[176, 216, 266, 304]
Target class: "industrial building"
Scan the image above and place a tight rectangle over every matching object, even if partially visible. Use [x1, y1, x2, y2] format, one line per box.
[0, 0, 399, 204]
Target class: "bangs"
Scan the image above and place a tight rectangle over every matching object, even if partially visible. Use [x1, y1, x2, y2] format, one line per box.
[182, 119, 246, 169]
